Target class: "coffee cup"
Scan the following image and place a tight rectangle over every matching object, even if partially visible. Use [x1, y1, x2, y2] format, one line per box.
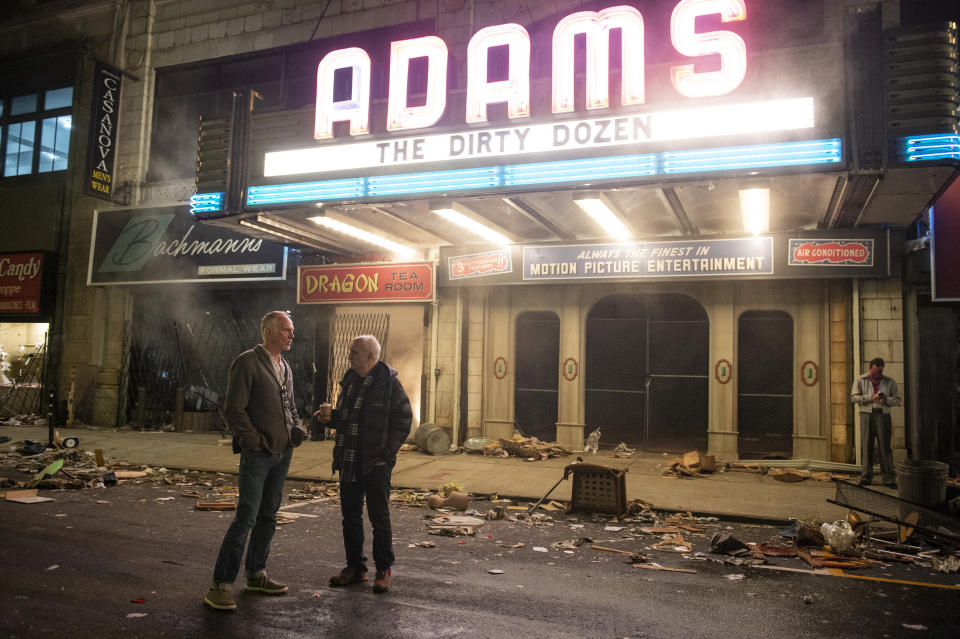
[315, 403, 333, 423]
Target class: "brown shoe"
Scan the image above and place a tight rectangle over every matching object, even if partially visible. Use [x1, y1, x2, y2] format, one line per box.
[373, 569, 391, 593]
[329, 566, 367, 586]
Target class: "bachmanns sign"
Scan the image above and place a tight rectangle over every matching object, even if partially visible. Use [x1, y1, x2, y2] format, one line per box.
[88, 206, 287, 285]
[265, 0, 814, 177]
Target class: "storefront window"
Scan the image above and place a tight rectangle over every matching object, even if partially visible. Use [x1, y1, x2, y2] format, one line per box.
[1, 86, 72, 178]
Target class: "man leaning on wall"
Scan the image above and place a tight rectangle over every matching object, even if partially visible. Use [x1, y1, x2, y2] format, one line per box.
[850, 357, 902, 489]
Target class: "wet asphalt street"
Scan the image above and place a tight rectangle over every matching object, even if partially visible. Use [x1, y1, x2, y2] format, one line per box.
[1, 477, 957, 639]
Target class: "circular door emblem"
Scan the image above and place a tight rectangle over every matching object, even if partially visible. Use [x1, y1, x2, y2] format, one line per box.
[562, 357, 579, 381]
[715, 359, 732, 384]
[801, 360, 818, 386]
[493, 356, 508, 379]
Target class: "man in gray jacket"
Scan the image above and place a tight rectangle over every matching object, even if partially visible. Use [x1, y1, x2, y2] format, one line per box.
[850, 357, 902, 489]
[204, 311, 307, 610]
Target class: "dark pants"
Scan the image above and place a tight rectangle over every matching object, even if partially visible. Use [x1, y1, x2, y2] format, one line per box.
[339, 465, 394, 572]
[860, 410, 895, 483]
[213, 445, 292, 584]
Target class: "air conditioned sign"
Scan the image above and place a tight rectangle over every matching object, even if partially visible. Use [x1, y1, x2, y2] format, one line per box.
[788, 239, 874, 266]
[298, 262, 434, 303]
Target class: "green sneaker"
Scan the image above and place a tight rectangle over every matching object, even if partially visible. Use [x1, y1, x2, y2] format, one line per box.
[245, 573, 288, 594]
[204, 583, 236, 610]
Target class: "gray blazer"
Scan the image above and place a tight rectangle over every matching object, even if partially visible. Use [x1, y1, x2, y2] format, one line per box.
[225, 344, 300, 454]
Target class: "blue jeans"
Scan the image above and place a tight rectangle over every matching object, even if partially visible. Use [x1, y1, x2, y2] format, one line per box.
[340, 465, 394, 572]
[212, 445, 292, 584]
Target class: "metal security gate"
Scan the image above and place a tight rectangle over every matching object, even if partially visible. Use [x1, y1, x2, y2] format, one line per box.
[0, 338, 46, 418]
[125, 309, 261, 429]
[124, 301, 321, 431]
[917, 304, 960, 468]
[514, 311, 559, 441]
[585, 294, 708, 451]
[328, 312, 389, 407]
[737, 311, 793, 458]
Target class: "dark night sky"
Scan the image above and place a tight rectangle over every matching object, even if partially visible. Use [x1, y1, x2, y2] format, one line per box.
[901, 0, 960, 25]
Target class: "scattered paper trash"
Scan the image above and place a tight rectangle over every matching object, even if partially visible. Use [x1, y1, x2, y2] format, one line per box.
[45, 565, 59, 571]
[726, 573, 745, 581]
[126, 613, 148, 618]
[487, 569, 504, 574]
[532, 547, 548, 552]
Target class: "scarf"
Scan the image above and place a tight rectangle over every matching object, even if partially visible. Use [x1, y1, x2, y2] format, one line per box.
[332, 372, 375, 483]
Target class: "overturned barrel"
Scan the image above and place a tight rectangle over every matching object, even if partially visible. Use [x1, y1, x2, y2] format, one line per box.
[897, 460, 949, 509]
[414, 423, 452, 455]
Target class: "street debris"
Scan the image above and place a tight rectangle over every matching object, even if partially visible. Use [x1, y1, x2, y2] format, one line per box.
[930, 555, 960, 573]
[769, 468, 810, 483]
[584, 428, 601, 454]
[410, 541, 437, 548]
[497, 541, 525, 549]
[486, 433, 571, 460]
[820, 520, 856, 552]
[195, 501, 236, 511]
[3, 424, 959, 595]
[662, 451, 715, 478]
[611, 443, 635, 458]
[710, 532, 750, 556]
[427, 491, 469, 510]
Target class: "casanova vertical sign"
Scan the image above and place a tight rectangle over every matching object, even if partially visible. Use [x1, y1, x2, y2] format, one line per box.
[85, 62, 122, 200]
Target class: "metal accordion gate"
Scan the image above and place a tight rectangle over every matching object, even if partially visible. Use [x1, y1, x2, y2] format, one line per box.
[737, 310, 794, 459]
[585, 294, 708, 452]
[327, 312, 390, 407]
[514, 311, 560, 441]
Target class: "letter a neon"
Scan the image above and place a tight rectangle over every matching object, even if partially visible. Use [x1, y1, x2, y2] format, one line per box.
[315, 47, 371, 139]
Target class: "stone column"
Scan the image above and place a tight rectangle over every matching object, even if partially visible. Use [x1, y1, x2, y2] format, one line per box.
[706, 283, 738, 458]
[556, 286, 584, 450]
[483, 286, 513, 440]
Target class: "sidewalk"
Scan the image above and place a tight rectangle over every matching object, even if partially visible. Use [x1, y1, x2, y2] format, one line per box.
[1, 424, 869, 522]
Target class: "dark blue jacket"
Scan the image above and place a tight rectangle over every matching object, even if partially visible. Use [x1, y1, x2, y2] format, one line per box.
[334, 361, 412, 473]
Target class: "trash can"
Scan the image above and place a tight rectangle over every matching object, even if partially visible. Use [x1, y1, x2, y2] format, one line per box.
[414, 423, 452, 455]
[897, 460, 949, 509]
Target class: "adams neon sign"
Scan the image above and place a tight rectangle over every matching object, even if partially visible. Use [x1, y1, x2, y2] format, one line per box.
[265, 0, 815, 178]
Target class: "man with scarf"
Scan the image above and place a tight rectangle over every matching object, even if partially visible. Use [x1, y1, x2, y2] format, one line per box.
[851, 357, 901, 488]
[319, 335, 412, 593]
